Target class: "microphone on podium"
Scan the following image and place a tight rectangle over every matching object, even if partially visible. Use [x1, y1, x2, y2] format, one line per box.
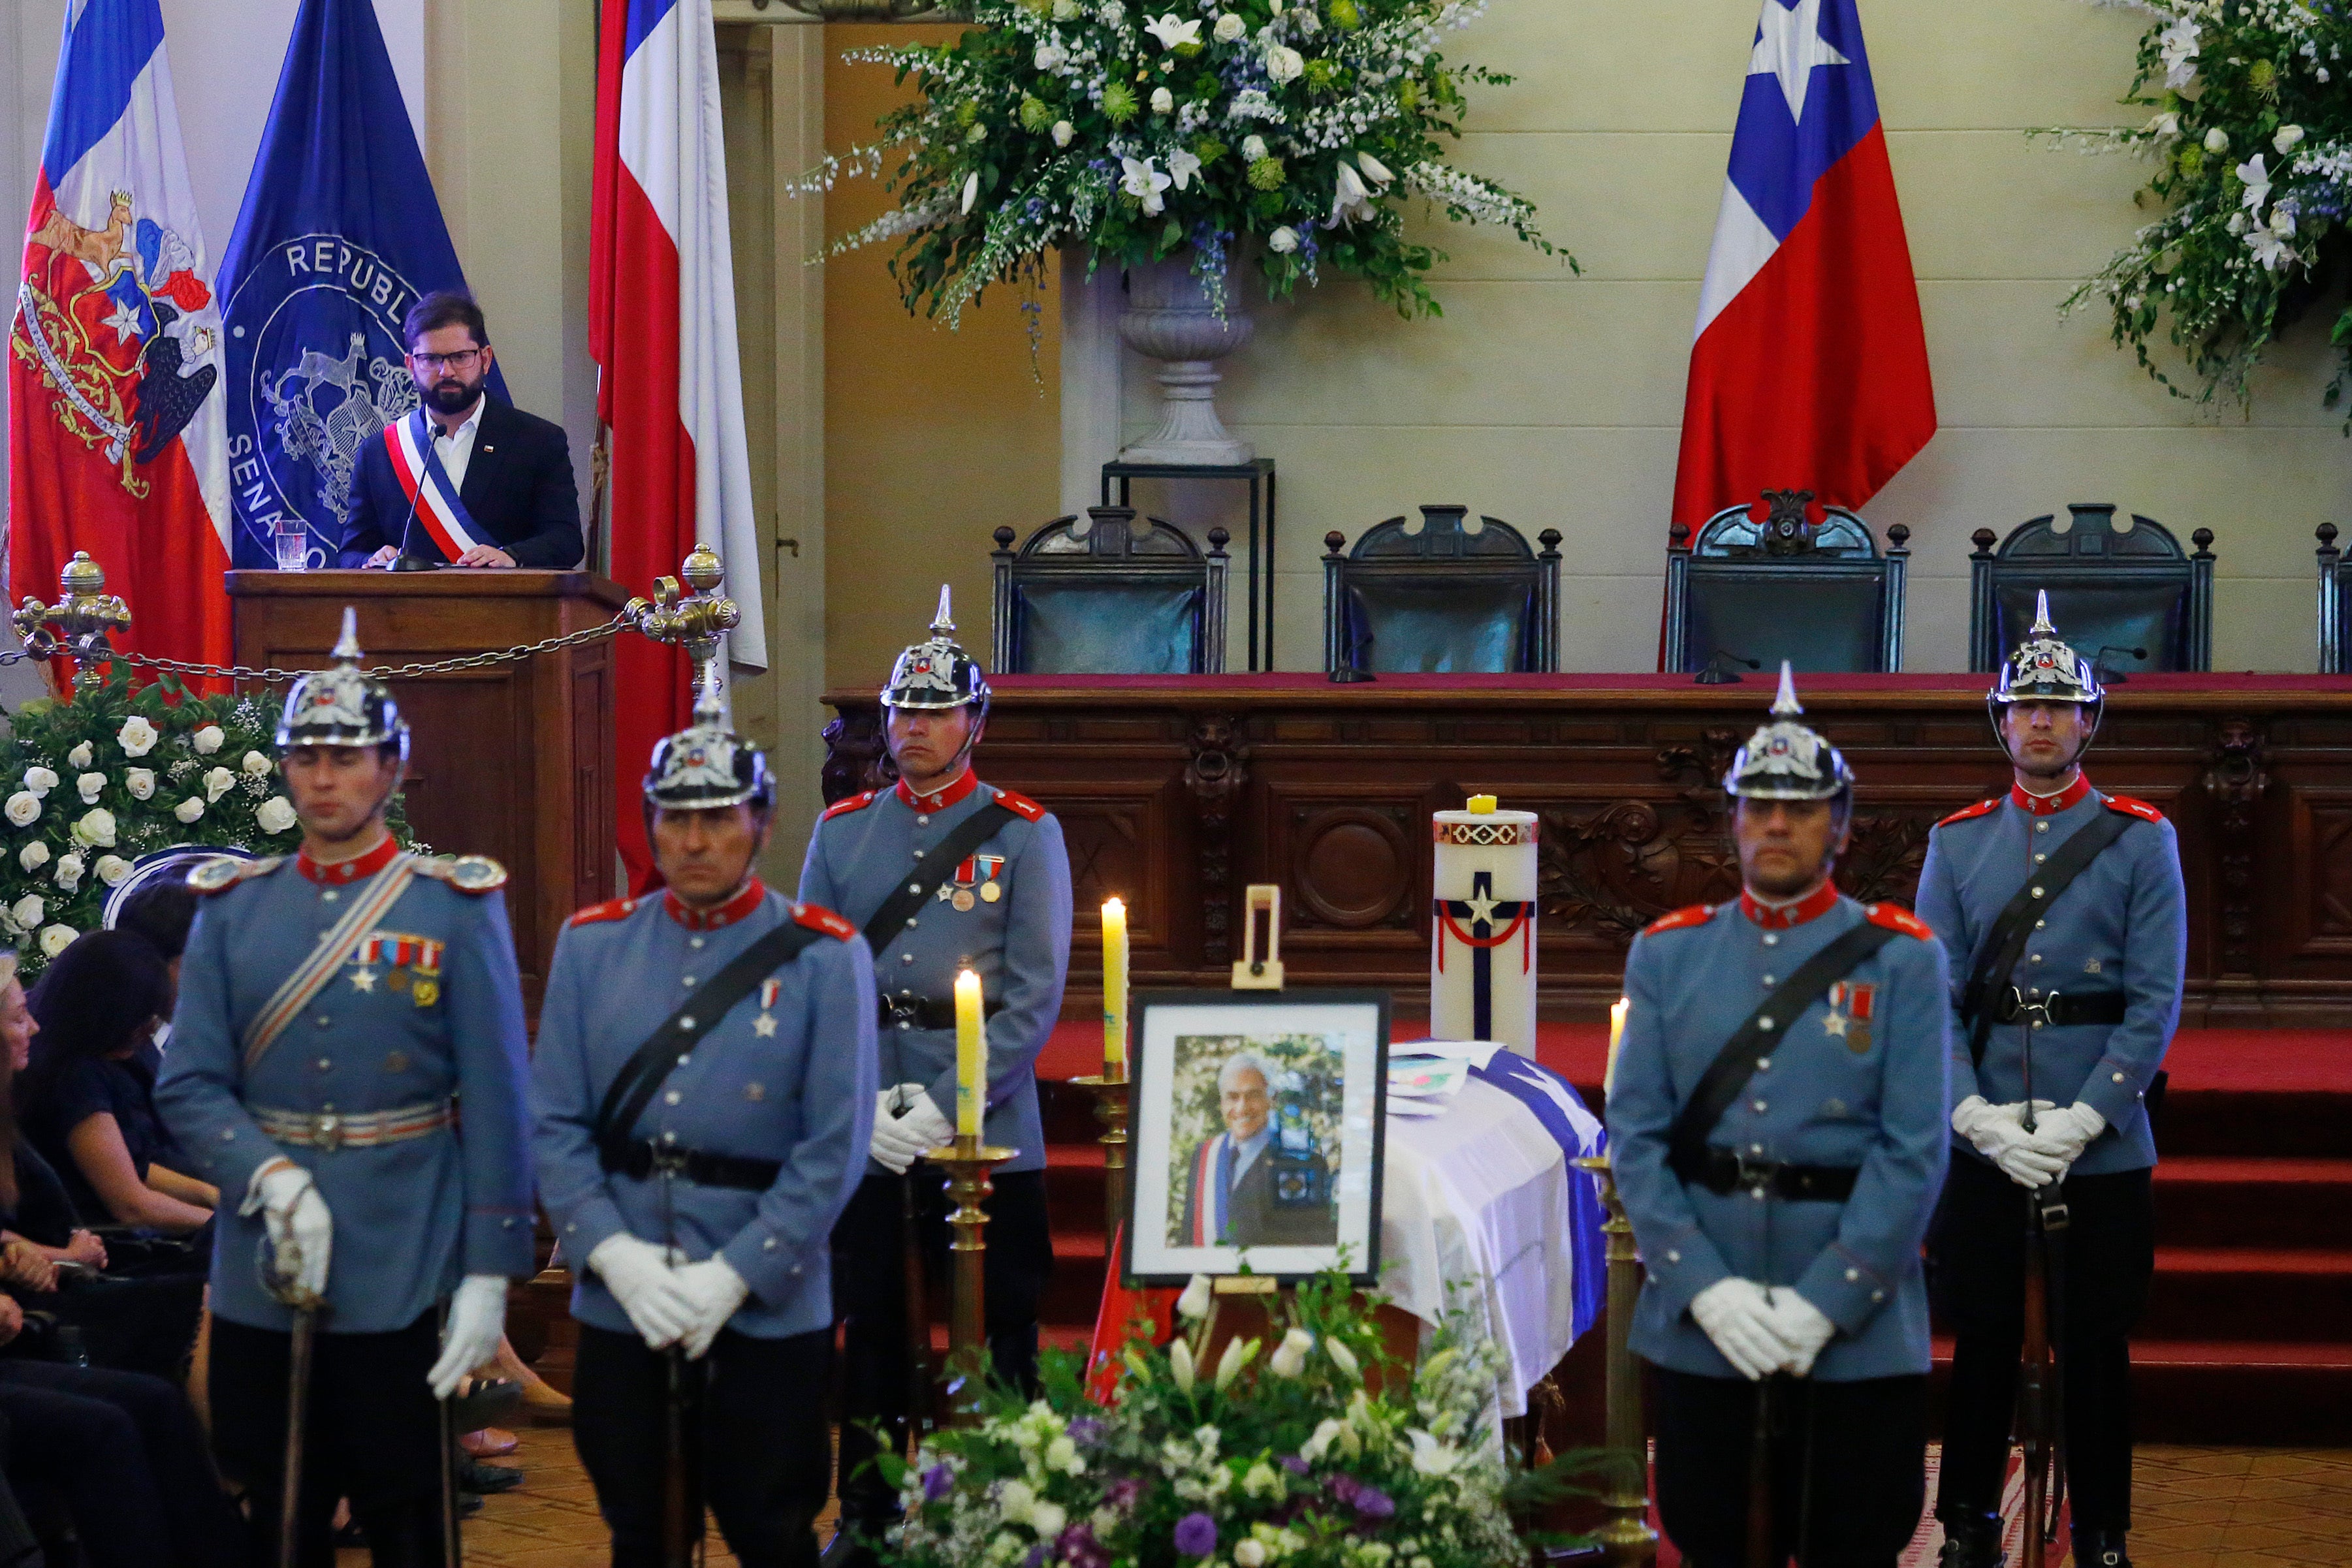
[390, 426, 447, 572]
[2090, 644, 2149, 685]
[1694, 648, 1762, 685]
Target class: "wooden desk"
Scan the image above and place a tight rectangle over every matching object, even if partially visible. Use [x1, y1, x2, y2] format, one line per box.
[824, 671, 2352, 1026]
[230, 569, 626, 1008]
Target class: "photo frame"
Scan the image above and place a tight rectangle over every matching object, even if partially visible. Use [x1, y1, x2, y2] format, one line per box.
[1122, 987, 1390, 1286]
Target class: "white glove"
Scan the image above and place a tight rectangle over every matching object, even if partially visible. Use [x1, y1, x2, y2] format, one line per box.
[1689, 1278, 1796, 1382]
[428, 1274, 509, 1398]
[588, 1234, 691, 1349]
[671, 1256, 752, 1360]
[244, 1160, 332, 1305]
[1762, 1289, 1837, 1377]
[2024, 1101, 2107, 1172]
[898, 1088, 955, 1155]
[870, 1084, 934, 1174]
[1952, 1096, 2067, 1189]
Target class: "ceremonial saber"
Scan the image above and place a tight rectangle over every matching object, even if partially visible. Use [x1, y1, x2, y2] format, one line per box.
[664, 1347, 693, 1568]
[279, 1306, 317, 1568]
[2018, 1038, 2053, 1568]
[1745, 1376, 1775, 1568]
[438, 1301, 463, 1568]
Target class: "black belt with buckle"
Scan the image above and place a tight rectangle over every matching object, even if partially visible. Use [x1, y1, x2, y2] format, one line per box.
[602, 1140, 782, 1192]
[1994, 988, 2128, 1027]
[876, 992, 1007, 1031]
[1687, 1148, 1860, 1202]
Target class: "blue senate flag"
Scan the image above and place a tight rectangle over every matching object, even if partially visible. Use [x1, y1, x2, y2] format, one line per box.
[212, 0, 503, 569]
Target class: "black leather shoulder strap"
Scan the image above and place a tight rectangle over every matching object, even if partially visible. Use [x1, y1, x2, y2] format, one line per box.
[1667, 918, 1900, 1180]
[858, 801, 1018, 960]
[592, 918, 825, 1165]
[1958, 807, 2135, 1068]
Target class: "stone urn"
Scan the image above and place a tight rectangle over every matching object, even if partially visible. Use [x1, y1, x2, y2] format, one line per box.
[1117, 251, 1254, 466]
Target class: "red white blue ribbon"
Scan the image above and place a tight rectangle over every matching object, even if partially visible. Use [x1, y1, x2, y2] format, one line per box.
[383, 410, 485, 560]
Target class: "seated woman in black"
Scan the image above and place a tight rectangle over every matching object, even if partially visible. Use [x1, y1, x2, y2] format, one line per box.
[0, 954, 104, 1279]
[20, 933, 214, 1236]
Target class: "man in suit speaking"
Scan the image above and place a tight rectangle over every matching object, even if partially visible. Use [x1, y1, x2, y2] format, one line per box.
[1177, 1050, 1337, 1250]
[338, 291, 584, 570]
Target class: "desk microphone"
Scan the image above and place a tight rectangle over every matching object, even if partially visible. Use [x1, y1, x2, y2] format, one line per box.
[389, 424, 447, 572]
[1694, 648, 1762, 685]
[2090, 644, 2149, 684]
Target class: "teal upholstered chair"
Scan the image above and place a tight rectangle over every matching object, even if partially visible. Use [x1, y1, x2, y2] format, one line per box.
[1968, 505, 2214, 678]
[1320, 506, 1561, 677]
[989, 509, 1229, 675]
[1664, 490, 1909, 676]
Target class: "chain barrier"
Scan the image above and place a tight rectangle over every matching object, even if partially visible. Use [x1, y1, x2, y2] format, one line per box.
[86, 612, 633, 687]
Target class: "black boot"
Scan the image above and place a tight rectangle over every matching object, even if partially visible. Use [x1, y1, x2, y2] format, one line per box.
[1937, 1510, 2003, 1568]
[2076, 1530, 2131, 1568]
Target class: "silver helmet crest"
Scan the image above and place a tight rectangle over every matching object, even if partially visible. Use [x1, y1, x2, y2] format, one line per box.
[276, 608, 410, 760]
[882, 586, 990, 713]
[1724, 663, 1856, 803]
[1992, 591, 2105, 709]
[645, 686, 774, 813]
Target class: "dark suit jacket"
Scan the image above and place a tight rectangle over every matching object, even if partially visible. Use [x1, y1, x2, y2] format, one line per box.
[1178, 1135, 1337, 1250]
[337, 398, 584, 568]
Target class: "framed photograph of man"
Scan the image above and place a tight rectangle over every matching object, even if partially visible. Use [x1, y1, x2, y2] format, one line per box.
[1123, 988, 1390, 1285]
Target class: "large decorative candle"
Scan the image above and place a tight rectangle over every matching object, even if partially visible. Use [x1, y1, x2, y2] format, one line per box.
[1102, 898, 1130, 1076]
[1429, 794, 1540, 1054]
[955, 969, 985, 1137]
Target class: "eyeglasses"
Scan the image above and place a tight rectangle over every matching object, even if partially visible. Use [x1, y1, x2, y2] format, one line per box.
[408, 349, 484, 373]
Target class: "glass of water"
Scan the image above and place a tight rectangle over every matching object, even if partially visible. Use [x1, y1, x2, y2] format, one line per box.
[274, 529, 310, 572]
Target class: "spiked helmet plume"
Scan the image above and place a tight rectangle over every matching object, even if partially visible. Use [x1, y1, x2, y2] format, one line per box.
[1724, 662, 1855, 802]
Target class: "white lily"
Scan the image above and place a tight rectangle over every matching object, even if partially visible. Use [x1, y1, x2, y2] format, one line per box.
[1329, 159, 1375, 225]
[1169, 1337, 1196, 1392]
[962, 171, 982, 215]
[1406, 1428, 1461, 1476]
[1177, 1273, 1214, 1320]
[1168, 148, 1203, 190]
[1214, 1335, 1255, 1390]
[1326, 1336, 1359, 1379]
[1268, 1327, 1314, 1377]
[1120, 155, 1175, 215]
[2158, 18, 2199, 87]
[2237, 153, 2272, 212]
[1356, 150, 1394, 186]
[1144, 12, 1201, 49]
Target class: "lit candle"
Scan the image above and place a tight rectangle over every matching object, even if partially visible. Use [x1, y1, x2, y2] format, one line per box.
[1604, 996, 1629, 1099]
[1102, 898, 1130, 1078]
[955, 968, 985, 1138]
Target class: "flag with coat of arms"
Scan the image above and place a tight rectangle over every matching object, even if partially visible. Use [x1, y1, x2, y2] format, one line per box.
[8, 0, 230, 672]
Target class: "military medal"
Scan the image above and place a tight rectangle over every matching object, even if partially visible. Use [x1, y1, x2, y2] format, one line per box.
[952, 889, 976, 911]
[1828, 980, 1875, 1054]
[980, 883, 1001, 903]
[754, 979, 781, 1037]
[949, 854, 985, 911]
[975, 855, 1005, 903]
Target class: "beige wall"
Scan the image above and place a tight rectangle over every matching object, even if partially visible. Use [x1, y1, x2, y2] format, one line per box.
[818, 0, 2352, 674]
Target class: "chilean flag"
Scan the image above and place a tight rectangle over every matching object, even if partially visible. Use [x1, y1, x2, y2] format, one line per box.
[8, 0, 231, 676]
[1670, 0, 1935, 533]
[591, 0, 766, 889]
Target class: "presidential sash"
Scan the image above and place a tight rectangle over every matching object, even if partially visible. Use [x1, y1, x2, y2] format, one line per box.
[1186, 1133, 1234, 1246]
[383, 409, 486, 560]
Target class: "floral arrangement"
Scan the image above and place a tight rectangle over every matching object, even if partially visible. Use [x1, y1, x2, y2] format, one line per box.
[882, 1271, 1578, 1568]
[2050, 0, 2352, 416]
[808, 0, 1563, 328]
[0, 667, 407, 977]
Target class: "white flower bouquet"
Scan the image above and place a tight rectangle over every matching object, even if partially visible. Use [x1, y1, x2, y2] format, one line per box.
[810, 0, 1563, 328]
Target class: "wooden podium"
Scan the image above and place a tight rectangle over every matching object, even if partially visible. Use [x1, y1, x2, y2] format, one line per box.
[227, 569, 628, 1009]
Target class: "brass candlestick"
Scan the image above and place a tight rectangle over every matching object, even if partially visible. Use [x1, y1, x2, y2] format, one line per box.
[1572, 1152, 1659, 1568]
[1068, 1073, 1131, 1249]
[926, 1134, 1014, 1425]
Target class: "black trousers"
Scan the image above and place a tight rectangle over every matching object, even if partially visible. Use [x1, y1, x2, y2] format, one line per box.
[572, 1323, 832, 1568]
[0, 1356, 242, 1568]
[209, 1312, 447, 1568]
[1929, 1154, 2154, 1533]
[1652, 1366, 1928, 1568]
[831, 1168, 1053, 1526]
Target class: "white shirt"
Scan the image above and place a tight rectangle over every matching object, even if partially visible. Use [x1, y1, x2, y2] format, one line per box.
[427, 397, 486, 494]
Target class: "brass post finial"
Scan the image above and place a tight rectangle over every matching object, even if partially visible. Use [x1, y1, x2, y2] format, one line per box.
[11, 550, 133, 672]
[623, 547, 743, 718]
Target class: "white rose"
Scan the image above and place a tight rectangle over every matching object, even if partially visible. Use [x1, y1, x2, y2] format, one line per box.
[95, 855, 132, 888]
[998, 1479, 1036, 1523]
[16, 843, 47, 874]
[10, 896, 42, 933]
[2276, 123, 2306, 155]
[1052, 119, 1075, 148]
[65, 743, 91, 770]
[76, 772, 105, 805]
[1268, 225, 1299, 253]
[21, 768, 56, 799]
[192, 725, 224, 755]
[1235, 1541, 1269, 1568]
[1215, 10, 1245, 39]
[73, 809, 116, 849]
[52, 853, 82, 893]
[3, 794, 39, 828]
[1241, 134, 1267, 162]
[174, 797, 205, 824]
[1051, 0, 1077, 15]
[116, 717, 158, 757]
[1263, 44, 1305, 82]
[1177, 1272, 1214, 1321]
[204, 766, 236, 803]
[38, 925, 75, 960]
[1152, 85, 1175, 114]
[257, 796, 299, 835]
[2204, 126, 2230, 154]
[241, 750, 273, 777]
[1029, 1501, 1067, 1541]
[1034, 42, 1067, 71]
[125, 768, 155, 800]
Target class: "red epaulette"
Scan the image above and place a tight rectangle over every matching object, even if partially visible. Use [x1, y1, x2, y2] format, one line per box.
[567, 897, 639, 928]
[1866, 903, 1935, 941]
[1642, 904, 1714, 937]
[793, 903, 856, 941]
[991, 787, 1047, 823]
[820, 791, 876, 823]
[2104, 794, 2166, 824]
[1936, 798, 2001, 828]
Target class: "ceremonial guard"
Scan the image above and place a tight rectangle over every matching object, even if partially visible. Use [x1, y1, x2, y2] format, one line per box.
[532, 692, 877, 1568]
[800, 589, 1072, 1566]
[1915, 597, 2186, 1568]
[1608, 666, 1950, 1568]
[156, 613, 533, 1567]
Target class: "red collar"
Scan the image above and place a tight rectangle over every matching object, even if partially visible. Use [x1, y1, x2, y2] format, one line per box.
[895, 770, 981, 813]
[298, 834, 400, 886]
[1738, 881, 1839, 930]
[664, 878, 767, 931]
[2010, 774, 2092, 816]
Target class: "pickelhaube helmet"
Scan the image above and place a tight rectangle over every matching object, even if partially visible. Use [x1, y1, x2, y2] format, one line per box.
[644, 686, 775, 813]
[1724, 663, 1856, 803]
[882, 586, 990, 713]
[1991, 590, 2105, 711]
[276, 608, 410, 761]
